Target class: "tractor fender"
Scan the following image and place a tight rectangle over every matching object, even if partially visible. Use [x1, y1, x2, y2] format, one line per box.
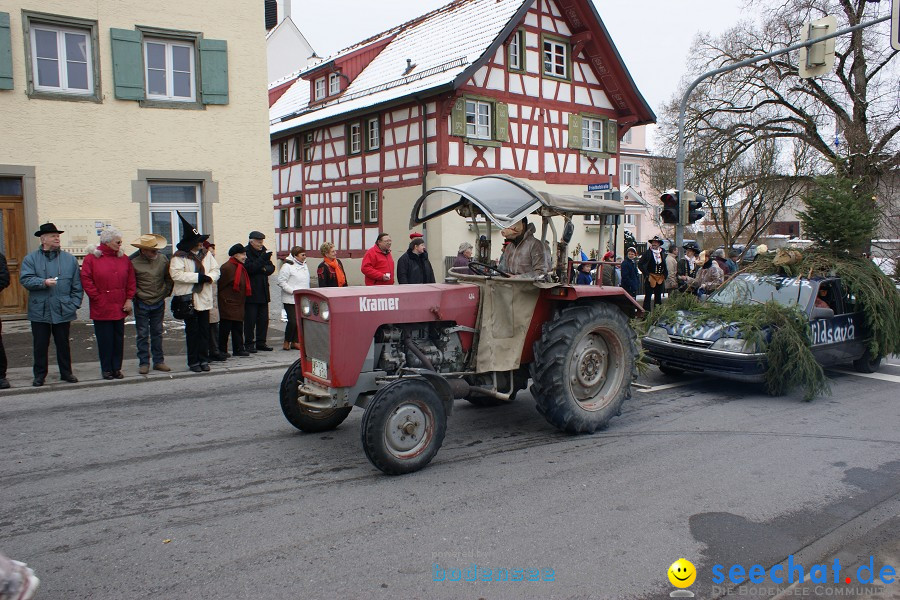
[413, 372, 457, 416]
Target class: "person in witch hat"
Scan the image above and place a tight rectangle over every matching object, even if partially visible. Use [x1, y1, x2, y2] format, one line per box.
[19, 223, 84, 387]
[168, 213, 220, 372]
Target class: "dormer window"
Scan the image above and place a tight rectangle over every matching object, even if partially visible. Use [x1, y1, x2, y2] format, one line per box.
[314, 77, 325, 100]
[329, 72, 341, 95]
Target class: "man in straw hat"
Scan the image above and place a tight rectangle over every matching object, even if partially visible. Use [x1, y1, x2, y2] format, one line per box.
[19, 223, 83, 386]
[130, 233, 174, 374]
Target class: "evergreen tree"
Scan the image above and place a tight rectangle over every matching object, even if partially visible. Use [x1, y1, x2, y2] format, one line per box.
[798, 176, 877, 254]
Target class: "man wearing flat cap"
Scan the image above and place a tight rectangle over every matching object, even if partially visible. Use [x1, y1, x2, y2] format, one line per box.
[130, 233, 174, 374]
[243, 231, 275, 352]
[19, 223, 83, 386]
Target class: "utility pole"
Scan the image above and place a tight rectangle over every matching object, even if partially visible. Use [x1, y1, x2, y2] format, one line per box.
[673, 15, 890, 258]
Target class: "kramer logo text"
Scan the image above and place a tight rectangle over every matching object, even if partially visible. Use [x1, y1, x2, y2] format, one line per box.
[359, 296, 400, 312]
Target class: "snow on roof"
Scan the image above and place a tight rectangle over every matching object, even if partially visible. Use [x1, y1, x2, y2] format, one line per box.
[270, 0, 527, 134]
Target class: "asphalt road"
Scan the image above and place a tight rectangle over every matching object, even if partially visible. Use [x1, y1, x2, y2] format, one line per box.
[1, 361, 899, 599]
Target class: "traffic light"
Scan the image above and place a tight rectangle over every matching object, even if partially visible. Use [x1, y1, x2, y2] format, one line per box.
[660, 191, 680, 224]
[798, 15, 837, 79]
[682, 190, 706, 224]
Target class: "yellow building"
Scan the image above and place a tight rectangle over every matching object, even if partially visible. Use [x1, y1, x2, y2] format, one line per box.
[0, 0, 272, 315]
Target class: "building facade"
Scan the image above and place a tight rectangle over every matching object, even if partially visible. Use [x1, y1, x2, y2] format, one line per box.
[0, 0, 273, 316]
[269, 0, 654, 283]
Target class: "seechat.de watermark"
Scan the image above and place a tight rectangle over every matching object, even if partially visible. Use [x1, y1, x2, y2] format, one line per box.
[433, 563, 555, 583]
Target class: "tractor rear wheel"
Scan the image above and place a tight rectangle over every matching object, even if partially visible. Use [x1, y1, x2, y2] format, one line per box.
[530, 303, 637, 434]
[361, 378, 447, 475]
[279, 359, 352, 432]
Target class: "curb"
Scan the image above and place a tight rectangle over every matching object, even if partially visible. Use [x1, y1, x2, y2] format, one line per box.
[0, 360, 294, 397]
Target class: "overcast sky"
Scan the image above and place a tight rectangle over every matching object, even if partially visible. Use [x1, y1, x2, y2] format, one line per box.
[288, 0, 749, 149]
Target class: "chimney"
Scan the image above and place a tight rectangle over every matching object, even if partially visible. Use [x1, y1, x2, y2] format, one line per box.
[307, 53, 323, 68]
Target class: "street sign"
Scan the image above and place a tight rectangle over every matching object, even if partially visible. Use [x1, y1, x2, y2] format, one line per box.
[799, 15, 837, 78]
[587, 183, 610, 192]
[893, 0, 900, 51]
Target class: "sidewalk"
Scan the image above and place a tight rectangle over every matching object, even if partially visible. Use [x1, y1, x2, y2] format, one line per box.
[0, 314, 298, 396]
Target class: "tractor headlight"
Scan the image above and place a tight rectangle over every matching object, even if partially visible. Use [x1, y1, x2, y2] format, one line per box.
[300, 297, 311, 316]
[647, 326, 670, 342]
[320, 300, 329, 321]
[710, 337, 757, 353]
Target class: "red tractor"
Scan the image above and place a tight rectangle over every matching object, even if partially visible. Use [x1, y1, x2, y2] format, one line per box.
[280, 176, 642, 474]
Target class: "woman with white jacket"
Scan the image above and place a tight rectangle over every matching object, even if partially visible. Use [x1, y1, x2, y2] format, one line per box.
[276, 246, 310, 350]
[169, 214, 220, 372]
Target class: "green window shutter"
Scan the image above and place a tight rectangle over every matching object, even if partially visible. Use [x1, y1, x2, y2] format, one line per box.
[605, 119, 618, 153]
[450, 97, 466, 137]
[494, 102, 509, 142]
[199, 38, 228, 105]
[568, 113, 582, 149]
[0, 12, 13, 90]
[110, 28, 144, 100]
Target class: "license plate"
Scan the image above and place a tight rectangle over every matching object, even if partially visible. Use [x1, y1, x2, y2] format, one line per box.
[311, 358, 327, 380]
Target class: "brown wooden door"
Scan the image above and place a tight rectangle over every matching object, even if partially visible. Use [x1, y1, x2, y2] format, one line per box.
[0, 182, 29, 315]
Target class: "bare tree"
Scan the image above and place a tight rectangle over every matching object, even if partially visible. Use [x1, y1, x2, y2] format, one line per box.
[654, 0, 899, 247]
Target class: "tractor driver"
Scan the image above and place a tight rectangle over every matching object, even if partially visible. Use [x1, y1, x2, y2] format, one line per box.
[498, 218, 550, 278]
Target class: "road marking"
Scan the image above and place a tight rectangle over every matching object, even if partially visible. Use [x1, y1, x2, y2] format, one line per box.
[636, 381, 694, 393]
[829, 369, 900, 384]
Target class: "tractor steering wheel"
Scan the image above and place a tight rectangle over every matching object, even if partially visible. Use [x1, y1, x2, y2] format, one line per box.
[468, 261, 512, 278]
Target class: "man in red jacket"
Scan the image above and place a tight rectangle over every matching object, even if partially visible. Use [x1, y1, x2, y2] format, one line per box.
[361, 232, 395, 286]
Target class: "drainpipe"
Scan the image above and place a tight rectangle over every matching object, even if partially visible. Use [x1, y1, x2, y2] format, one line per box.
[417, 96, 428, 241]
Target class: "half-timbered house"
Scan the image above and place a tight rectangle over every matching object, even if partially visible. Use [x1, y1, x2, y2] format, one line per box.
[269, 0, 655, 283]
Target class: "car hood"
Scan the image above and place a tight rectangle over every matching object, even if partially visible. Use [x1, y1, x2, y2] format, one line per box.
[656, 311, 742, 342]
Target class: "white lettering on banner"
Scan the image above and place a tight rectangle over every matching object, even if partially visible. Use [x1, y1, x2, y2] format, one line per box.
[359, 297, 400, 312]
[811, 319, 855, 345]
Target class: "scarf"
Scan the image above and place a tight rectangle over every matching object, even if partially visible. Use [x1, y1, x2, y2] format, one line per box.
[324, 256, 346, 287]
[229, 257, 252, 296]
[175, 248, 207, 293]
[651, 247, 662, 264]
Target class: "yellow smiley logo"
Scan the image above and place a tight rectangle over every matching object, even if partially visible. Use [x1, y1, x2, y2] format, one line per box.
[668, 558, 696, 588]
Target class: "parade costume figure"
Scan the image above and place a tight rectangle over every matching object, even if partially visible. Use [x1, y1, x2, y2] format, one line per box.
[638, 236, 667, 311]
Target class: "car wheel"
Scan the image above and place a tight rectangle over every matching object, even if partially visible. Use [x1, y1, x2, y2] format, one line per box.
[279, 359, 352, 432]
[530, 303, 637, 434]
[852, 349, 883, 374]
[360, 378, 447, 475]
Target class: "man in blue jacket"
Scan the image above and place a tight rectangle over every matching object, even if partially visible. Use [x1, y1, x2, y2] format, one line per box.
[20, 223, 83, 387]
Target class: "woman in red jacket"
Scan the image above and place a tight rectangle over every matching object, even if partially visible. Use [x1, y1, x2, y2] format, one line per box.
[81, 228, 136, 380]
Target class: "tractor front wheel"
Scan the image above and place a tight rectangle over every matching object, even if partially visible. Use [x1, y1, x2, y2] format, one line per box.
[279, 359, 352, 432]
[361, 379, 447, 475]
[530, 303, 637, 434]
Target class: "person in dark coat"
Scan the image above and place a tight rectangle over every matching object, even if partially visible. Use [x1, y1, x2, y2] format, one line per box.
[677, 242, 701, 293]
[316, 242, 348, 287]
[243, 231, 275, 352]
[218, 244, 252, 357]
[81, 228, 136, 380]
[19, 223, 83, 387]
[620, 247, 640, 298]
[638, 235, 667, 311]
[452, 242, 474, 273]
[575, 262, 593, 285]
[397, 237, 436, 284]
[0, 252, 10, 389]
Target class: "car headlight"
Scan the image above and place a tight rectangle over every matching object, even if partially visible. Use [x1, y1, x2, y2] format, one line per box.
[710, 337, 757, 353]
[300, 297, 311, 316]
[320, 300, 329, 321]
[647, 326, 670, 342]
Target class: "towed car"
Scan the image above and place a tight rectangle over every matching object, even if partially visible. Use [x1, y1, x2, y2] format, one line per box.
[642, 273, 883, 381]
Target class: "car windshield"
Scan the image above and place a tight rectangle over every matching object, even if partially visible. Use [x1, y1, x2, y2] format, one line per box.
[708, 273, 813, 308]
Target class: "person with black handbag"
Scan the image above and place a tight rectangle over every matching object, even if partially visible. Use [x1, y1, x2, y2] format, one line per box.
[169, 213, 220, 373]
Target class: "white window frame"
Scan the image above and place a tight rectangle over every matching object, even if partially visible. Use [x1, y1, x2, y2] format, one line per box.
[314, 77, 326, 100]
[349, 191, 363, 225]
[508, 30, 523, 71]
[543, 39, 568, 79]
[367, 118, 380, 150]
[622, 129, 633, 144]
[623, 214, 636, 226]
[29, 24, 94, 95]
[582, 117, 603, 152]
[465, 99, 492, 140]
[328, 73, 341, 95]
[365, 190, 379, 224]
[279, 141, 290, 165]
[621, 163, 640, 187]
[143, 38, 196, 102]
[148, 182, 202, 255]
[348, 123, 362, 154]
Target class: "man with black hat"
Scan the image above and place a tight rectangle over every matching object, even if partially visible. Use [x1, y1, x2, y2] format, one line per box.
[396, 234, 436, 284]
[169, 214, 220, 372]
[677, 242, 701, 293]
[637, 235, 667, 311]
[19, 223, 83, 386]
[243, 231, 275, 352]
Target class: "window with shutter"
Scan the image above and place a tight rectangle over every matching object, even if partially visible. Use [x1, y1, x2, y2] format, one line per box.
[0, 12, 14, 90]
[605, 119, 618, 154]
[199, 39, 228, 105]
[22, 13, 100, 100]
[110, 27, 144, 100]
[567, 114, 583, 149]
